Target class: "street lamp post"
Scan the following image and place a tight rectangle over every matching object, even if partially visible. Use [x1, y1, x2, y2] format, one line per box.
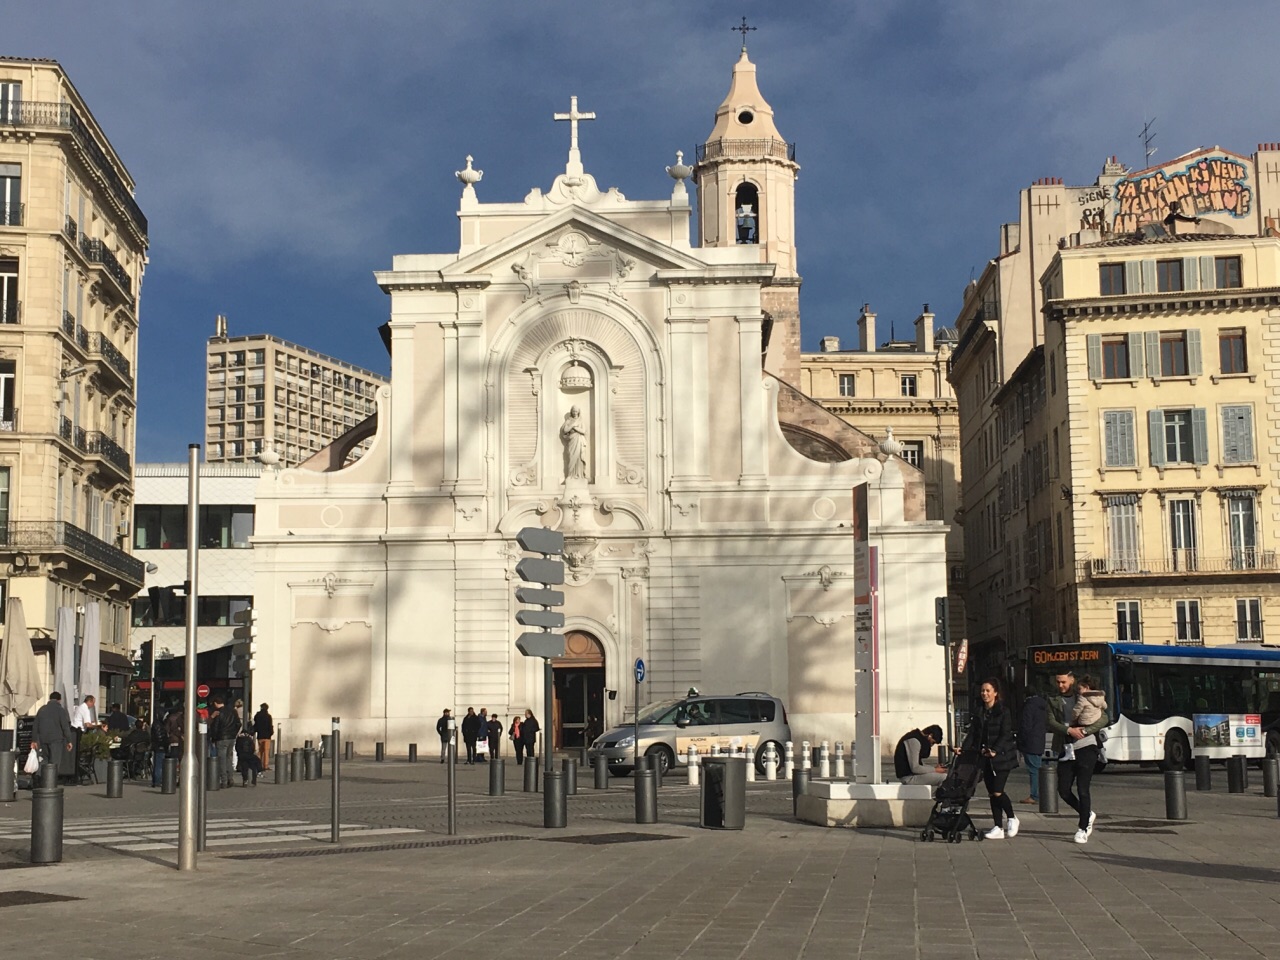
[178, 445, 201, 872]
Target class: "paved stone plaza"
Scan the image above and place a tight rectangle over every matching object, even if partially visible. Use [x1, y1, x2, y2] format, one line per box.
[0, 760, 1278, 959]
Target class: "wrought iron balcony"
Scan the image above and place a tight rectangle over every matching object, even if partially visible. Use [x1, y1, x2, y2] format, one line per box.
[74, 425, 86, 452]
[1, 100, 147, 237]
[86, 430, 131, 476]
[62, 311, 76, 340]
[1079, 550, 1280, 578]
[0, 202, 22, 227]
[1, 519, 144, 586]
[0, 298, 18, 324]
[63, 214, 77, 243]
[90, 332, 133, 387]
[696, 138, 796, 163]
[79, 236, 132, 299]
[0, 408, 18, 432]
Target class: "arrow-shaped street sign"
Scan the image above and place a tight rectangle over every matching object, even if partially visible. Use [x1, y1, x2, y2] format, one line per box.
[515, 586, 564, 607]
[516, 527, 565, 555]
[516, 632, 566, 659]
[515, 557, 565, 585]
[516, 608, 566, 629]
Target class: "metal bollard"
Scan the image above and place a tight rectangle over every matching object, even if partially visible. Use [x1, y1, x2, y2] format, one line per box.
[562, 757, 577, 796]
[652, 756, 663, 789]
[408, 743, 417, 763]
[1264, 757, 1279, 799]
[320, 734, 333, 759]
[1194, 754, 1212, 791]
[1038, 761, 1059, 814]
[593, 754, 609, 789]
[274, 752, 287, 784]
[579, 745, 590, 768]
[331, 718, 341, 843]
[39, 762, 58, 789]
[801, 741, 812, 771]
[489, 757, 505, 796]
[746, 746, 756, 783]
[163, 757, 178, 794]
[375, 741, 385, 762]
[764, 743, 778, 781]
[1164, 769, 1187, 820]
[344, 741, 353, 760]
[687, 746, 699, 787]
[290, 748, 303, 783]
[307, 748, 322, 780]
[0, 751, 14, 801]
[543, 768, 567, 828]
[106, 759, 124, 798]
[1227, 755, 1246, 794]
[819, 741, 830, 779]
[206, 755, 221, 791]
[792, 765, 810, 817]
[301, 748, 315, 781]
[783, 741, 795, 780]
[523, 757, 538, 792]
[834, 741, 846, 780]
[531, 757, 541, 792]
[634, 767, 657, 823]
[30, 785, 63, 864]
[1240, 754, 1250, 790]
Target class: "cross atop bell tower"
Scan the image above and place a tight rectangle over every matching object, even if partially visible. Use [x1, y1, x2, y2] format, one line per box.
[733, 16, 756, 52]
[554, 95, 596, 177]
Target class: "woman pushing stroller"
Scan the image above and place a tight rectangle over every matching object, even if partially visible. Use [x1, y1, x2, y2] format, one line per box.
[964, 677, 1020, 840]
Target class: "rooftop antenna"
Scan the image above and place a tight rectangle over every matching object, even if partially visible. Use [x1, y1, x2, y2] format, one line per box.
[733, 16, 756, 52]
[1140, 117, 1158, 165]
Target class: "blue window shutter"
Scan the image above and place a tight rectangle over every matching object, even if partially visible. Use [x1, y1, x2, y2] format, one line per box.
[1191, 407, 1209, 465]
[1183, 257, 1200, 290]
[1144, 331, 1160, 376]
[1186, 328, 1202, 376]
[1222, 405, 1254, 462]
[1148, 410, 1166, 466]
[1086, 334, 1103, 379]
[1200, 256, 1216, 289]
[1127, 332, 1145, 378]
[1125, 261, 1142, 294]
[1141, 260, 1157, 293]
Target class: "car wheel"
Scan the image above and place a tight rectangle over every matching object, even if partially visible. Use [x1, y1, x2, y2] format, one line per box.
[646, 745, 675, 776]
[608, 767, 631, 778]
[1162, 729, 1190, 771]
[756, 741, 783, 776]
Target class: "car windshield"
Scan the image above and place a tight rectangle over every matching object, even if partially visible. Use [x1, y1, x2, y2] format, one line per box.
[635, 699, 683, 724]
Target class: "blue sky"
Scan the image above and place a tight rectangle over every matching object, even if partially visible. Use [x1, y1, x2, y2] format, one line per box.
[10, 2, 1279, 461]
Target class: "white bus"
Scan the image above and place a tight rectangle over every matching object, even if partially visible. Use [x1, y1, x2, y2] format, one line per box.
[1026, 642, 1280, 768]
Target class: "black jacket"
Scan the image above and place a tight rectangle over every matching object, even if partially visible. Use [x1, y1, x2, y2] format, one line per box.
[436, 716, 451, 741]
[893, 729, 934, 780]
[519, 715, 539, 744]
[460, 713, 481, 741]
[253, 709, 274, 739]
[963, 701, 1018, 772]
[1018, 695, 1048, 756]
[209, 707, 241, 741]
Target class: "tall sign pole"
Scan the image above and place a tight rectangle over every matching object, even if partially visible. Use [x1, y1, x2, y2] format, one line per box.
[178, 445, 201, 871]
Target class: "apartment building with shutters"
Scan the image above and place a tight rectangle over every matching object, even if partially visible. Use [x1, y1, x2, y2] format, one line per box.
[1042, 230, 1280, 648]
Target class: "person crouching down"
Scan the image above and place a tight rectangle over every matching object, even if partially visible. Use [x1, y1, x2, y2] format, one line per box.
[894, 724, 947, 786]
[235, 731, 261, 786]
[965, 678, 1020, 839]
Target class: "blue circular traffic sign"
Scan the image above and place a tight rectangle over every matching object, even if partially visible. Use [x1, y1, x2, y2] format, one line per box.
[634, 658, 645, 683]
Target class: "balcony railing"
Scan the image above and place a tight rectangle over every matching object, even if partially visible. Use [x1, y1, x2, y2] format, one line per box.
[1, 519, 144, 585]
[1080, 550, 1280, 578]
[79, 236, 132, 298]
[62, 311, 76, 340]
[0, 298, 18, 324]
[91, 332, 133, 386]
[63, 214, 77, 244]
[86, 430, 131, 475]
[1, 100, 148, 237]
[0, 408, 18, 432]
[697, 138, 796, 163]
[74, 425, 86, 452]
[59, 415, 71, 442]
[0, 203, 22, 227]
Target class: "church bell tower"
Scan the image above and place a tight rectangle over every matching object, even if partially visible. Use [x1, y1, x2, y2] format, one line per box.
[693, 41, 801, 385]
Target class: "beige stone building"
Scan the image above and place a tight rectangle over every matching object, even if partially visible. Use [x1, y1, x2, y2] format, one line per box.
[951, 144, 1280, 674]
[205, 316, 386, 468]
[0, 57, 147, 712]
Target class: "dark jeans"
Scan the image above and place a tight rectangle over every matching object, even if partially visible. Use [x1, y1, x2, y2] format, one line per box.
[982, 763, 1015, 826]
[513, 740, 524, 765]
[216, 738, 235, 786]
[464, 738, 477, 763]
[152, 748, 166, 787]
[1059, 745, 1100, 830]
[488, 737, 500, 759]
[1023, 752, 1042, 800]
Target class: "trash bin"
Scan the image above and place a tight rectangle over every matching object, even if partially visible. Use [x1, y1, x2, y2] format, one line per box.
[700, 756, 746, 829]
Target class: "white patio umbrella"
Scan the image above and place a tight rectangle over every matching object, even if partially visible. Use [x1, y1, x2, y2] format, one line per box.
[79, 602, 100, 705]
[0, 597, 39, 717]
[53, 606, 75, 702]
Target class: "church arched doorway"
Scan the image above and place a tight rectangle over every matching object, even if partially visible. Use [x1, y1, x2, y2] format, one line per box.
[552, 631, 605, 749]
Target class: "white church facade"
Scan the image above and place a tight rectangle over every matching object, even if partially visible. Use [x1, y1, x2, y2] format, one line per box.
[249, 50, 948, 758]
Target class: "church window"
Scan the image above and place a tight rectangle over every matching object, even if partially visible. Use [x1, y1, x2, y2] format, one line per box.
[900, 374, 917, 397]
[838, 374, 855, 397]
[900, 441, 923, 468]
[734, 183, 759, 244]
[737, 109, 755, 125]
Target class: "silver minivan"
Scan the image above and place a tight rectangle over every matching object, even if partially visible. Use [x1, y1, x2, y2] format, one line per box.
[589, 692, 790, 776]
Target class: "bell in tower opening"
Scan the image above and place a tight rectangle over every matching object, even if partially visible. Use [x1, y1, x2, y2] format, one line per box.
[735, 183, 759, 244]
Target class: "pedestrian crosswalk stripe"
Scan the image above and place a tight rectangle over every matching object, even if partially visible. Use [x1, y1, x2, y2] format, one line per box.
[0, 816, 420, 851]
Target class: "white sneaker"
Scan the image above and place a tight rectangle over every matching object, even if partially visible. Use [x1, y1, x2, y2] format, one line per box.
[983, 825, 1006, 840]
[1005, 817, 1020, 838]
[1073, 828, 1089, 844]
[1086, 811, 1097, 837]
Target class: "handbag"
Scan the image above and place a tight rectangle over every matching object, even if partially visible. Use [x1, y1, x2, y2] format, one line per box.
[24, 746, 40, 774]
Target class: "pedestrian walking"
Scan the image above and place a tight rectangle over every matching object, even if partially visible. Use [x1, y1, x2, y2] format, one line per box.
[150, 706, 170, 787]
[1048, 670, 1110, 844]
[963, 678, 1020, 840]
[510, 715, 524, 765]
[1018, 691, 1048, 804]
[476, 708, 490, 762]
[519, 709, 539, 760]
[33, 692, 74, 771]
[436, 709, 452, 763]
[461, 707, 481, 764]
[209, 696, 241, 788]
[486, 714, 503, 759]
[253, 703, 273, 772]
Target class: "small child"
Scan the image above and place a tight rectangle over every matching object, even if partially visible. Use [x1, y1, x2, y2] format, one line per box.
[1072, 675, 1108, 728]
[235, 732, 261, 786]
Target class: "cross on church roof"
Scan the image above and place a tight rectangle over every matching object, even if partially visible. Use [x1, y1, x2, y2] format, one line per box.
[554, 95, 596, 176]
[733, 16, 757, 51]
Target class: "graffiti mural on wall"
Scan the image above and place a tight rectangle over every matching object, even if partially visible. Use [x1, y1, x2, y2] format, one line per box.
[1112, 155, 1252, 233]
[1071, 185, 1110, 232]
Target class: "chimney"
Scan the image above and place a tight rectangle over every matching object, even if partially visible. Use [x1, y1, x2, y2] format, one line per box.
[214, 314, 228, 339]
[820, 336, 840, 353]
[857, 304, 876, 353]
[914, 303, 934, 353]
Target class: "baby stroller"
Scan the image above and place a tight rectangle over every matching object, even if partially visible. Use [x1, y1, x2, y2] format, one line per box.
[920, 748, 984, 843]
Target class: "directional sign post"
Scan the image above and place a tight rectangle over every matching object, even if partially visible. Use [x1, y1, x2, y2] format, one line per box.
[514, 527, 566, 829]
[633, 658, 645, 770]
